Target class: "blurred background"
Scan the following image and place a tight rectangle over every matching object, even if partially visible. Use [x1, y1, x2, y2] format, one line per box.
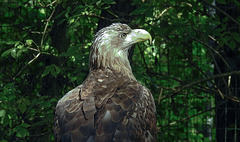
[0, 0, 240, 141]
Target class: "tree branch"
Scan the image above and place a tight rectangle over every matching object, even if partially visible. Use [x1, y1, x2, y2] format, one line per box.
[158, 70, 240, 103]
[160, 100, 228, 128]
[171, 71, 240, 99]
[13, 7, 57, 80]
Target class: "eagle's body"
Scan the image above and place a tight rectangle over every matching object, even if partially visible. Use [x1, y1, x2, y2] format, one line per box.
[54, 23, 157, 142]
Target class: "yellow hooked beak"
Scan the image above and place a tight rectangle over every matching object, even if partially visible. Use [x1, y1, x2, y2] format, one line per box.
[125, 29, 152, 45]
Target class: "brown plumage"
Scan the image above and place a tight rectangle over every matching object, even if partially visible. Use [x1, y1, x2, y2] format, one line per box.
[54, 23, 157, 142]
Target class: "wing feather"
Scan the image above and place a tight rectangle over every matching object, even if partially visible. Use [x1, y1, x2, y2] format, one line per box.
[54, 69, 157, 142]
[54, 85, 95, 142]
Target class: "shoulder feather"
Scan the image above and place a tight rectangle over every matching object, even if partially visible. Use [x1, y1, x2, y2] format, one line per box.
[54, 69, 157, 142]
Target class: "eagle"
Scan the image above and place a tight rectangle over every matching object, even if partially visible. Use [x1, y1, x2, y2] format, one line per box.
[54, 23, 157, 142]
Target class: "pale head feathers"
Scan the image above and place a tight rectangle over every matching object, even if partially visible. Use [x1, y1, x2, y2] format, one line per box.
[89, 23, 151, 80]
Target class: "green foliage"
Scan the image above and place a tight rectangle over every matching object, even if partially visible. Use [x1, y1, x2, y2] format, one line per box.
[0, 78, 57, 141]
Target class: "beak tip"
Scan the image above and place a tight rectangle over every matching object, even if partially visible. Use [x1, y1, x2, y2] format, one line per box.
[130, 29, 152, 45]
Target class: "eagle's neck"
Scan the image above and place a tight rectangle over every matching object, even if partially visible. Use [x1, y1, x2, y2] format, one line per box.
[89, 43, 135, 80]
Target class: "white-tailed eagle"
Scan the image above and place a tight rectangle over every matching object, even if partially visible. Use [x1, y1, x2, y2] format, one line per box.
[54, 23, 157, 142]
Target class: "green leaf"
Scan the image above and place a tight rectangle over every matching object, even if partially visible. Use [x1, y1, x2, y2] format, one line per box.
[21, 123, 30, 128]
[2, 115, 10, 127]
[229, 40, 236, 50]
[19, 103, 26, 114]
[67, 45, 79, 55]
[232, 32, 240, 41]
[1, 48, 16, 58]
[49, 98, 57, 103]
[72, 5, 84, 13]
[42, 65, 61, 77]
[59, 52, 68, 57]
[0, 110, 6, 117]
[103, 0, 116, 4]
[25, 39, 33, 45]
[14, 125, 29, 138]
[51, 65, 61, 77]
[65, 12, 69, 19]
[17, 48, 27, 58]
[11, 48, 17, 58]
[54, 65, 61, 74]
[55, 11, 65, 19]
[42, 66, 52, 77]
[96, 0, 102, 6]
[222, 35, 231, 45]
[5, 40, 17, 45]
[57, 19, 66, 26]
[71, 76, 77, 82]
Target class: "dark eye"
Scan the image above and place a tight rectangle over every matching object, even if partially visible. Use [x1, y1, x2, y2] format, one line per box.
[121, 33, 127, 38]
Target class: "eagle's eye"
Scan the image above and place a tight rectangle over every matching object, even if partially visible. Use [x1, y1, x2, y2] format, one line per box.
[120, 33, 127, 38]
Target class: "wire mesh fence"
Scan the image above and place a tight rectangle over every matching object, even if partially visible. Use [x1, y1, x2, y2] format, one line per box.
[155, 42, 217, 141]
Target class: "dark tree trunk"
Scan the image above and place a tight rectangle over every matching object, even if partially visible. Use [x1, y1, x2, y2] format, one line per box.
[215, 1, 240, 141]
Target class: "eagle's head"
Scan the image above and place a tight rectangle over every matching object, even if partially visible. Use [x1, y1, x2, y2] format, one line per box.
[90, 23, 152, 78]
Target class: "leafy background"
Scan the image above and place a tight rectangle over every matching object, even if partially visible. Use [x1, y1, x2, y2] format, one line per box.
[0, 0, 240, 141]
